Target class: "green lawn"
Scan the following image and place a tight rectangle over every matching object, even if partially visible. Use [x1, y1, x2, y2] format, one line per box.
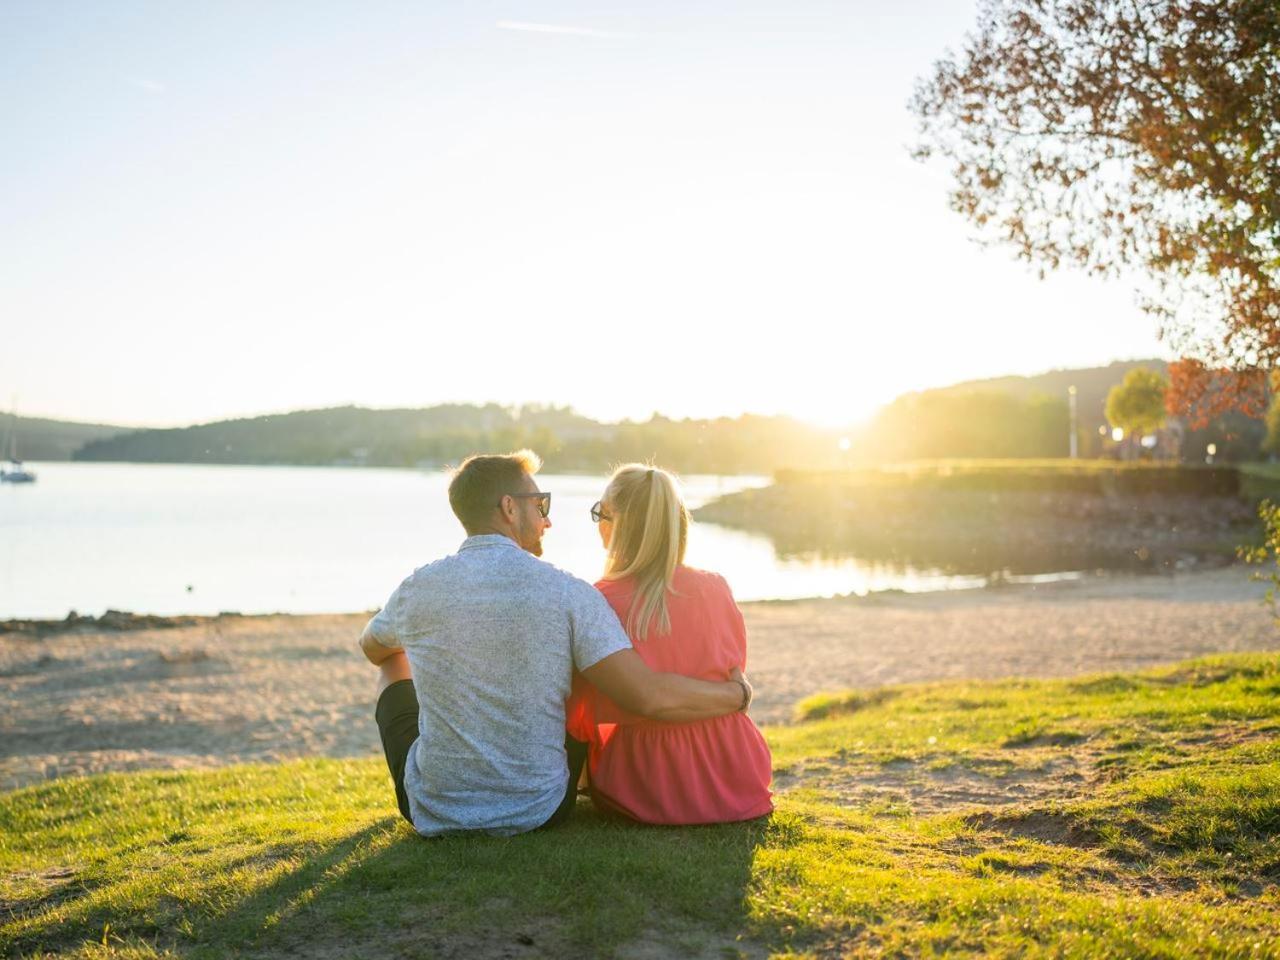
[1241, 464, 1280, 503]
[4, 654, 1279, 958]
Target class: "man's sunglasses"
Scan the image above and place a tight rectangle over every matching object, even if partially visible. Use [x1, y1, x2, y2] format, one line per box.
[589, 501, 612, 523]
[506, 492, 552, 518]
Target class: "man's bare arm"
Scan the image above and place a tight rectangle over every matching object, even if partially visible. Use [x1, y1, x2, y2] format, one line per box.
[580, 649, 747, 723]
[359, 616, 403, 666]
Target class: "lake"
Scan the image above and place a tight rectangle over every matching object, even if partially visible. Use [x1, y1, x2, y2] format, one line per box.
[0, 463, 1004, 619]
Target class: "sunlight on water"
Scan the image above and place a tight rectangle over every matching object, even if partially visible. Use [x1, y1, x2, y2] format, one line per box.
[1, 463, 1002, 618]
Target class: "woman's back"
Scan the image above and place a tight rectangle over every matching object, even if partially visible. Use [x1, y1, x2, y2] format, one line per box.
[567, 565, 773, 824]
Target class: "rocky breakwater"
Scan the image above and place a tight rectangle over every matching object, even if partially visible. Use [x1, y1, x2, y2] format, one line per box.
[692, 463, 1260, 576]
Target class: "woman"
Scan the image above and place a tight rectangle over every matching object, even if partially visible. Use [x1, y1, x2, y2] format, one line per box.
[565, 464, 773, 824]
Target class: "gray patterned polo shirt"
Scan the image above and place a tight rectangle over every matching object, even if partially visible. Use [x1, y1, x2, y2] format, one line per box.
[368, 534, 632, 836]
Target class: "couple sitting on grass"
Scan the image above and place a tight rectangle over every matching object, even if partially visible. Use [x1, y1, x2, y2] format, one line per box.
[359, 450, 773, 836]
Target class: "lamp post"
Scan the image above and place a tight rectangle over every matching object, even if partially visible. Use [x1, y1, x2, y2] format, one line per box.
[1068, 385, 1078, 459]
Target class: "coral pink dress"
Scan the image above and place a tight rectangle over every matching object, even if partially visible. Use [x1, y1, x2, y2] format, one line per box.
[566, 566, 773, 825]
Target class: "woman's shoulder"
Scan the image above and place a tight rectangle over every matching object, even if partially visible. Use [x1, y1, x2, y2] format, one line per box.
[594, 575, 635, 599]
[595, 568, 735, 608]
[673, 565, 734, 597]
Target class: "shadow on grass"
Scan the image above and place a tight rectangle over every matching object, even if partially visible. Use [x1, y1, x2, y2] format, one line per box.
[183, 806, 774, 959]
[186, 818, 401, 956]
[4, 820, 397, 957]
[8, 804, 773, 959]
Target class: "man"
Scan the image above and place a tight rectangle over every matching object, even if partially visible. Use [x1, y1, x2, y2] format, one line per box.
[361, 449, 752, 837]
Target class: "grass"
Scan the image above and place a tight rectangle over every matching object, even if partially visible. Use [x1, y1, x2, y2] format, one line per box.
[3, 654, 1280, 958]
[1240, 464, 1280, 503]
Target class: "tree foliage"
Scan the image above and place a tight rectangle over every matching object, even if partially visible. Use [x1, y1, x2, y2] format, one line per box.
[1165, 358, 1269, 429]
[862, 391, 1070, 461]
[1263, 395, 1280, 455]
[1105, 367, 1168, 434]
[912, 0, 1280, 376]
[1239, 500, 1280, 618]
[71, 404, 846, 475]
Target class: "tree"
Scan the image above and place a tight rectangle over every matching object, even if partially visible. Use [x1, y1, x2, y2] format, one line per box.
[912, 1, 1280, 381]
[865, 390, 1069, 461]
[1165, 358, 1269, 429]
[1264, 394, 1280, 456]
[1106, 368, 1169, 435]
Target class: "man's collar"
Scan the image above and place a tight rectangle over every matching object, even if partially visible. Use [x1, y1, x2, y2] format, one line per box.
[458, 534, 521, 552]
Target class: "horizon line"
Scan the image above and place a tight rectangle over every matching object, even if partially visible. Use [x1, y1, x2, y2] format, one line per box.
[6, 353, 1168, 432]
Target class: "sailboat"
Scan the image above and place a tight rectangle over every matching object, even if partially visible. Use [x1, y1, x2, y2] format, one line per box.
[1, 407, 36, 484]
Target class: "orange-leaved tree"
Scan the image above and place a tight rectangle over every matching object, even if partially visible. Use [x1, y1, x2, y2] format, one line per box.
[912, 0, 1280, 419]
[1164, 360, 1270, 431]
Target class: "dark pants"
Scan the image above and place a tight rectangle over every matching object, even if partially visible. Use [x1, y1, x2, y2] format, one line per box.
[375, 679, 586, 831]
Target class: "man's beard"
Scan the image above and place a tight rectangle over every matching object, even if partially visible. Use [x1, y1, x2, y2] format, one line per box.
[517, 514, 543, 556]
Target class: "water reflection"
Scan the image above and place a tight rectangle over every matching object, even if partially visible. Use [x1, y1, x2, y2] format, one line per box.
[709, 492, 1245, 579]
[0, 463, 1109, 619]
[766, 534, 1146, 578]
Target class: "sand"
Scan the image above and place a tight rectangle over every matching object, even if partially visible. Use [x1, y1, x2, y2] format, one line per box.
[2, 567, 1277, 792]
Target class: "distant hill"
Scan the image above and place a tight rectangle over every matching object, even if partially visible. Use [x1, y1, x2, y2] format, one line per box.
[74, 404, 545, 468]
[71, 404, 842, 475]
[36, 357, 1270, 472]
[859, 357, 1264, 462]
[1, 415, 129, 462]
[930, 358, 1168, 431]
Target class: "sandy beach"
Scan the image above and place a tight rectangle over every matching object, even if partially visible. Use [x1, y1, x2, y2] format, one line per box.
[2, 567, 1276, 792]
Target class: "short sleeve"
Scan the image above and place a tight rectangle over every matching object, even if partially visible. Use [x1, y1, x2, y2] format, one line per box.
[718, 574, 748, 666]
[366, 583, 405, 648]
[565, 576, 632, 671]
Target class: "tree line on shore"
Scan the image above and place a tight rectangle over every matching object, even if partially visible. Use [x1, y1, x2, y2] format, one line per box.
[69, 405, 846, 475]
[63, 377, 1265, 475]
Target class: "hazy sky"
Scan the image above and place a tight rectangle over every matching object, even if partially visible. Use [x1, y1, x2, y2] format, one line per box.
[1, 1, 1167, 429]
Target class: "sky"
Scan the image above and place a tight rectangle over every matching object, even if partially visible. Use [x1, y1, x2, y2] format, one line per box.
[0, 0, 1168, 430]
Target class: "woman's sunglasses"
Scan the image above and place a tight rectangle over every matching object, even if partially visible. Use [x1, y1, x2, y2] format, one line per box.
[507, 492, 552, 518]
[589, 501, 612, 523]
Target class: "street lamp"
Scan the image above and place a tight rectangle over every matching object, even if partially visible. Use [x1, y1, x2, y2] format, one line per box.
[1068, 385, 1078, 459]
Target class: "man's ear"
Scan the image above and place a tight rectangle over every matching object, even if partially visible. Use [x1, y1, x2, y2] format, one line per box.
[496, 494, 516, 525]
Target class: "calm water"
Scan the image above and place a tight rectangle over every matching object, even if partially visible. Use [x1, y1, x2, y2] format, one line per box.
[0, 463, 998, 618]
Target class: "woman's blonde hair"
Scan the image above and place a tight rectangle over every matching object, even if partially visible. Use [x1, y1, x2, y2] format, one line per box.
[600, 463, 689, 641]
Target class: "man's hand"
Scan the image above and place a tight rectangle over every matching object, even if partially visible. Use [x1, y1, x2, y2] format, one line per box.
[581, 650, 749, 723]
[729, 666, 753, 711]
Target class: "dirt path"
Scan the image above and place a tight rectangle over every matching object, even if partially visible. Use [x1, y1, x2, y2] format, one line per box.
[2, 568, 1276, 792]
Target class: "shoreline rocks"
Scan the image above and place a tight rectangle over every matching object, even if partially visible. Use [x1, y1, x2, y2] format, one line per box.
[0, 610, 243, 639]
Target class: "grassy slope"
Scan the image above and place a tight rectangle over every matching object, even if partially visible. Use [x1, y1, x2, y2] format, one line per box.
[1242, 464, 1280, 503]
[2, 654, 1279, 959]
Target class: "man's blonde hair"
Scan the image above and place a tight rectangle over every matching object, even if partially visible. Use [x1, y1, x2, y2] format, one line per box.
[600, 463, 688, 640]
[448, 449, 543, 533]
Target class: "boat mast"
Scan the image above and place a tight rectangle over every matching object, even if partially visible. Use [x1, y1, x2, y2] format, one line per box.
[7, 396, 18, 462]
